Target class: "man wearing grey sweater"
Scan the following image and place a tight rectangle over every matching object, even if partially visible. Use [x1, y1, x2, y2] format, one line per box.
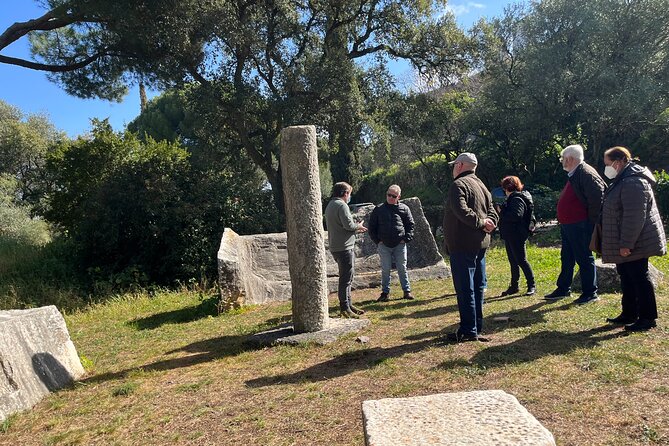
[324, 182, 368, 318]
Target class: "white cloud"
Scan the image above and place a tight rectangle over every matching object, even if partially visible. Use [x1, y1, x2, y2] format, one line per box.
[446, 1, 486, 17]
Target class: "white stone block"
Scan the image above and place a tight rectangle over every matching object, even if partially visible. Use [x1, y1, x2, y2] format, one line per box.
[0, 306, 85, 422]
[362, 390, 555, 446]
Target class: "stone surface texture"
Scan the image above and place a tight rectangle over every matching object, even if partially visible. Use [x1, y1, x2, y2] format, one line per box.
[0, 306, 85, 422]
[218, 197, 449, 308]
[279, 125, 330, 333]
[362, 390, 555, 446]
[250, 318, 371, 346]
[573, 258, 664, 292]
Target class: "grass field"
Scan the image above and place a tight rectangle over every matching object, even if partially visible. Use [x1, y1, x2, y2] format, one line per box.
[1, 238, 669, 445]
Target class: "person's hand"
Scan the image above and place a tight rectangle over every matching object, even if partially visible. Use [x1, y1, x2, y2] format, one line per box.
[483, 218, 496, 233]
[620, 247, 631, 257]
[357, 224, 368, 233]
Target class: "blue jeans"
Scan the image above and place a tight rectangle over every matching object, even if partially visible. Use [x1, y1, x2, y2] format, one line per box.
[556, 221, 597, 296]
[378, 242, 410, 293]
[449, 249, 487, 336]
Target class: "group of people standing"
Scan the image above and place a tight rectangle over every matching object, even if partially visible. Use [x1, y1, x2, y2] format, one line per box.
[324, 144, 666, 341]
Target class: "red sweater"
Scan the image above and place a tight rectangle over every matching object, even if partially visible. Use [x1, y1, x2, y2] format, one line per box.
[557, 181, 587, 224]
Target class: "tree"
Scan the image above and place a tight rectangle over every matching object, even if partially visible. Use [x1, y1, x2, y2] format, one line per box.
[471, 0, 669, 182]
[1, 0, 474, 213]
[46, 120, 280, 284]
[0, 99, 65, 213]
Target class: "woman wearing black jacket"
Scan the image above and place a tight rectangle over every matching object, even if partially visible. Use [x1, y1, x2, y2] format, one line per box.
[497, 176, 536, 296]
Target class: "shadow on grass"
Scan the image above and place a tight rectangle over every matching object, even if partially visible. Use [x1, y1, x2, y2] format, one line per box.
[245, 337, 437, 388]
[437, 324, 626, 370]
[381, 302, 460, 321]
[84, 333, 260, 384]
[360, 293, 457, 312]
[484, 300, 572, 334]
[127, 296, 219, 330]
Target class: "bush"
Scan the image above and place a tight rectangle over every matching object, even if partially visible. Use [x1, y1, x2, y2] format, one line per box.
[654, 170, 669, 221]
[524, 184, 560, 222]
[44, 122, 281, 288]
[0, 174, 51, 246]
[0, 236, 86, 311]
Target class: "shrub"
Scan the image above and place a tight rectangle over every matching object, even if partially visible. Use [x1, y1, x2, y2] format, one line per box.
[654, 170, 669, 221]
[524, 184, 560, 222]
[44, 121, 281, 288]
[0, 174, 51, 246]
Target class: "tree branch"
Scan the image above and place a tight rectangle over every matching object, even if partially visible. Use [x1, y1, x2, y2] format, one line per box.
[0, 52, 105, 72]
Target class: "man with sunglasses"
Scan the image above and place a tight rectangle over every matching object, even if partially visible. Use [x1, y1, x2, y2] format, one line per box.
[368, 184, 416, 302]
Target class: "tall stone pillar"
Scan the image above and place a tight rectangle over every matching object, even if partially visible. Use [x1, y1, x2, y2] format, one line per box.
[280, 125, 329, 333]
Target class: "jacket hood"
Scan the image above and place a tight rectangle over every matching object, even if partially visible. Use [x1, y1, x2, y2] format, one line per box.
[510, 190, 533, 205]
[621, 162, 656, 185]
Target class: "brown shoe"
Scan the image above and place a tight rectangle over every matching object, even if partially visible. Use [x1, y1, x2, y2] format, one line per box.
[350, 304, 366, 315]
[403, 291, 415, 300]
[376, 292, 389, 302]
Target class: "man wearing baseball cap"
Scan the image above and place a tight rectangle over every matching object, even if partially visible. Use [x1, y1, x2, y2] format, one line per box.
[443, 152, 498, 342]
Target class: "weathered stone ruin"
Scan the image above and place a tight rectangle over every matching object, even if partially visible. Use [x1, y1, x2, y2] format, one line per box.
[362, 390, 556, 446]
[279, 125, 330, 332]
[0, 306, 85, 422]
[573, 258, 664, 292]
[218, 197, 450, 310]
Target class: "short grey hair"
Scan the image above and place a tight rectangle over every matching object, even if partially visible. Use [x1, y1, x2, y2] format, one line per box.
[387, 184, 401, 195]
[561, 144, 584, 162]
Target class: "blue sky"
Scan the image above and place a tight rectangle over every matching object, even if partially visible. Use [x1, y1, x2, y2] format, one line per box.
[0, 1, 513, 137]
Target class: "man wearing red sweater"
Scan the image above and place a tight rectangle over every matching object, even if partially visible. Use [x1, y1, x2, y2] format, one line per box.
[545, 144, 606, 304]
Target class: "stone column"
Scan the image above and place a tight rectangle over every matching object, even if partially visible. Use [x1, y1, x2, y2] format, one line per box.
[280, 125, 329, 333]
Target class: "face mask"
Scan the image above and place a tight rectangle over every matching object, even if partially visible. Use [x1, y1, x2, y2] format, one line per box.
[604, 165, 618, 179]
[346, 195, 351, 204]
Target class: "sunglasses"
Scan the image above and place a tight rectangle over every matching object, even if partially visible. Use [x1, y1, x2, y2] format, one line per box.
[387, 193, 398, 198]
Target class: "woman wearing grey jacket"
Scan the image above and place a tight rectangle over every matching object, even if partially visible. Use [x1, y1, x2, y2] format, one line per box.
[601, 147, 666, 332]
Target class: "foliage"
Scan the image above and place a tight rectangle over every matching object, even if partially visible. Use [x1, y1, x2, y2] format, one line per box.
[0, 99, 65, 214]
[1, 0, 475, 213]
[654, 170, 669, 222]
[45, 121, 280, 287]
[0, 236, 85, 311]
[0, 174, 52, 246]
[357, 154, 454, 230]
[469, 0, 669, 181]
[524, 184, 560, 222]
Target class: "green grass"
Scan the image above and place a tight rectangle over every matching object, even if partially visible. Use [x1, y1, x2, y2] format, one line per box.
[1, 242, 669, 445]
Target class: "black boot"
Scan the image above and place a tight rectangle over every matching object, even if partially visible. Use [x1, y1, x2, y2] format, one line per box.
[500, 286, 519, 297]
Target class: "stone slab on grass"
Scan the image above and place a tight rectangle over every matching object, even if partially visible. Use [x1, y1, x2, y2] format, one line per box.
[573, 258, 663, 292]
[0, 306, 85, 422]
[250, 318, 371, 346]
[362, 390, 555, 446]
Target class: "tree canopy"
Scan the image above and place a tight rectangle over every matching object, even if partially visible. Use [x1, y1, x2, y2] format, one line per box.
[1, 0, 474, 212]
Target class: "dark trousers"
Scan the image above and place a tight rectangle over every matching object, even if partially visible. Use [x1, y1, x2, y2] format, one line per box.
[331, 249, 354, 311]
[556, 221, 597, 296]
[449, 249, 487, 336]
[616, 258, 658, 321]
[504, 237, 535, 288]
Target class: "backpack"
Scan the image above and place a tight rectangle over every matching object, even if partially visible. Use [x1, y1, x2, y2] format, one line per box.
[518, 193, 537, 236]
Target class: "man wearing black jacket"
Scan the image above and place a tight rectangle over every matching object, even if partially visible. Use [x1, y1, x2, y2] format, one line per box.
[368, 185, 415, 302]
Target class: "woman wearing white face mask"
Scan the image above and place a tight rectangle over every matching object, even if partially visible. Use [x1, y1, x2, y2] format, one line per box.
[600, 146, 666, 331]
